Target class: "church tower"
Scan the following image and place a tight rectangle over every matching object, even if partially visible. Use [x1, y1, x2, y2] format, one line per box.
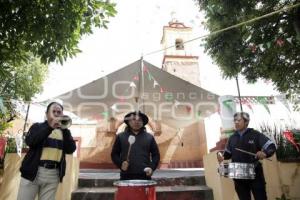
[161, 20, 201, 86]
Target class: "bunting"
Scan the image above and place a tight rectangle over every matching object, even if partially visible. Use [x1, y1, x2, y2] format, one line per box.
[101, 111, 109, 118]
[129, 82, 137, 88]
[144, 64, 165, 94]
[174, 100, 180, 108]
[249, 36, 292, 53]
[153, 80, 159, 88]
[111, 104, 119, 112]
[186, 105, 191, 113]
[196, 110, 202, 120]
[92, 114, 103, 121]
[257, 97, 270, 114]
[242, 98, 254, 112]
[234, 96, 274, 114]
[286, 37, 292, 44]
[222, 99, 234, 112]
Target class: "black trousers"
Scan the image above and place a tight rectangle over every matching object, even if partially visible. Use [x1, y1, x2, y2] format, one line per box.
[233, 165, 267, 200]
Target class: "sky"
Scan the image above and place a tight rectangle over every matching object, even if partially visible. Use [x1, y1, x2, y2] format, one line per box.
[37, 0, 279, 102]
[28, 0, 297, 151]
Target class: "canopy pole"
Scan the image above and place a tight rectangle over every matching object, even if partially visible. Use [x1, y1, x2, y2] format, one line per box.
[140, 56, 145, 112]
[235, 76, 243, 112]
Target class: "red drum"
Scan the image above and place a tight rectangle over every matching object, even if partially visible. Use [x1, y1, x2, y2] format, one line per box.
[114, 180, 157, 200]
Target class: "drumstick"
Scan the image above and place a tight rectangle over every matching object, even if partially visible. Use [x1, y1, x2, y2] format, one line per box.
[126, 136, 136, 161]
[235, 148, 272, 161]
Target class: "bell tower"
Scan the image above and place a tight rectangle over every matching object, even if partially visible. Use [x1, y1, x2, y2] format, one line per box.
[161, 20, 200, 86]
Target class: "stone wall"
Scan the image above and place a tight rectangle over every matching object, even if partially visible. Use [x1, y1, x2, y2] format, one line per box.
[0, 154, 79, 200]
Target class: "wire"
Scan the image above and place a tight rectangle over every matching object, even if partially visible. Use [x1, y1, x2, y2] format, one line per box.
[144, 2, 300, 57]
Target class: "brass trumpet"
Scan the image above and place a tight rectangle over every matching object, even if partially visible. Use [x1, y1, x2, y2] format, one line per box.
[58, 115, 72, 129]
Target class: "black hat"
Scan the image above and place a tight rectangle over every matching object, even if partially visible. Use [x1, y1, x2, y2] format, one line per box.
[124, 111, 149, 126]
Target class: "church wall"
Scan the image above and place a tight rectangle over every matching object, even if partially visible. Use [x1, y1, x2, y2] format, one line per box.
[163, 57, 200, 86]
[162, 27, 193, 56]
[159, 120, 207, 168]
[77, 120, 208, 169]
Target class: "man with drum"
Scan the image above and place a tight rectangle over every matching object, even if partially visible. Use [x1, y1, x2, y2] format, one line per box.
[217, 112, 276, 200]
[111, 111, 160, 180]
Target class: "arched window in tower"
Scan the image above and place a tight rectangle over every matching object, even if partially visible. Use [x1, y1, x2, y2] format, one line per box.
[175, 38, 184, 50]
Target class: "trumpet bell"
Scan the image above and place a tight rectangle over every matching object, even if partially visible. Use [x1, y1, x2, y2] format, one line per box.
[59, 115, 72, 129]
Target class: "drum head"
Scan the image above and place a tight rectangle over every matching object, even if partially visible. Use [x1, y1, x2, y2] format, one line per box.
[113, 180, 157, 186]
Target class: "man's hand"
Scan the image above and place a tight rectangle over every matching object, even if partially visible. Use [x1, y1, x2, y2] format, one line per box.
[144, 167, 153, 176]
[217, 151, 224, 163]
[256, 150, 267, 160]
[121, 161, 129, 171]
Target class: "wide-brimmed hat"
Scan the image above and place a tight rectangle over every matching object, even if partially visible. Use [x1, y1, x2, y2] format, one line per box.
[124, 111, 149, 126]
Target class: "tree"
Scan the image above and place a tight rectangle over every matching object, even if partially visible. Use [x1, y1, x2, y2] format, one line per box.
[0, 0, 117, 69]
[1, 55, 48, 102]
[0, 1, 116, 131]
[0, 55, 48, 130]
[196, 0, 300, 94]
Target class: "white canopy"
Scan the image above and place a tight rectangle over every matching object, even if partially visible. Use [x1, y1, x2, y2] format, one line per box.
[54, 59, 219, 128]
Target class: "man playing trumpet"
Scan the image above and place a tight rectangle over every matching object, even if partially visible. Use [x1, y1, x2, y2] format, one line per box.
[111, 111, 160, 180]
[17, 102, 76, 200]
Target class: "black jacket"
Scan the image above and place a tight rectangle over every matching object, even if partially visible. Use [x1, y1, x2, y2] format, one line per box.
[111, 128, 160, 180]
[223, 128, 276, 163]
[20, 121, 76, 182]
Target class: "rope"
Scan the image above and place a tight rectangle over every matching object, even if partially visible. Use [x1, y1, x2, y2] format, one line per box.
[144, 2, 300, 57]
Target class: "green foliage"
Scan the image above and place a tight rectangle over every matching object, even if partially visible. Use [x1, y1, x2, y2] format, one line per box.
[0, 55, 48, 101]
[0, 55, 48, 132]
[259, 123, 300, 161]
[0, 118, 12, 135]
[0, 1, 117, 131]
[276, 132, 300, 161]
[4, 135, 27, 153]
[0, 102, 15, 135]
[196, 0, 300, 94]
[5, 137, 17, 153]
[0, 0, 117, 66]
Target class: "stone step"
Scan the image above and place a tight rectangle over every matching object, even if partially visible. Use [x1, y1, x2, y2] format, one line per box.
[71, 185, 213, 200]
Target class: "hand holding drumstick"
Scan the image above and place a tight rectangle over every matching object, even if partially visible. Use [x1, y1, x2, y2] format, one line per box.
[121, 136, 136, 171]
[217, 148, 272, 163]
[235, 148, 272, 161]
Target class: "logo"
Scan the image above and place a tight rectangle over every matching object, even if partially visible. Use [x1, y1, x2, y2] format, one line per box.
[248, 140, 254, 144]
